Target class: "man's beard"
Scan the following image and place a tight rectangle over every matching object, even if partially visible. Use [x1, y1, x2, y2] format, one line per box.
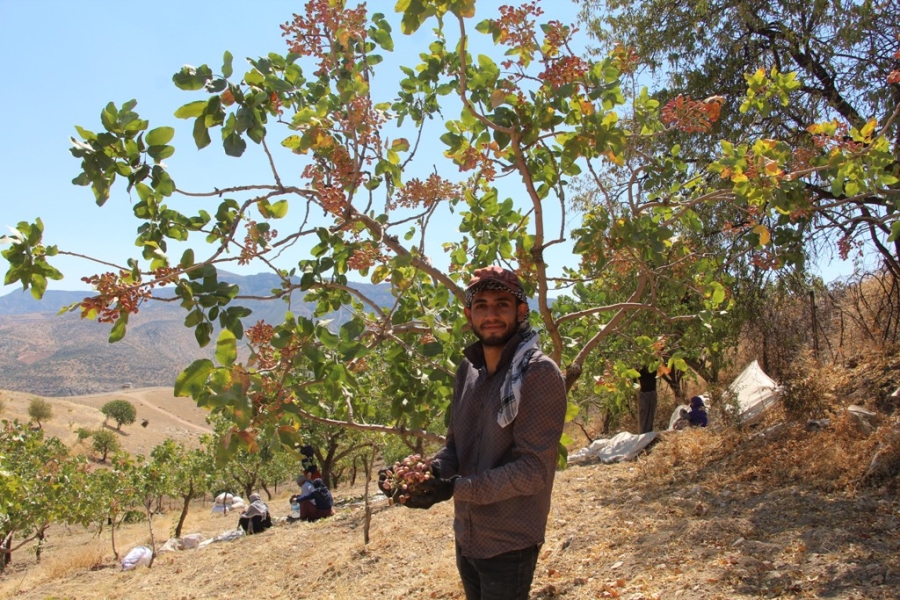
[474, 320, 520, 347]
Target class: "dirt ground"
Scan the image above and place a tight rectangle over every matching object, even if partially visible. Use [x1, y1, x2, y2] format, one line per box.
[3, 357, 900, 600]
[2, 425, 898, 600]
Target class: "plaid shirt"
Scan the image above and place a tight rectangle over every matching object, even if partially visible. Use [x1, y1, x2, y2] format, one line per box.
[432, 329, 567, 559]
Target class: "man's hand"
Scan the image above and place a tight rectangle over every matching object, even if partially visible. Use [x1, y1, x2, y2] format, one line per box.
[403, 476, 459, 509]
[376, 468, 392, 494]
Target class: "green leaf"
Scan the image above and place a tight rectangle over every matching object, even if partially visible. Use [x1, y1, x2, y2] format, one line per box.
[421, 341, 443, 357]
[371, 264, 390, 284]
[195, 322, 213, 347]
[174, 359, 214, 397]
[146, 126, 175, 146]
[564, 401, 580, 422]
[109, 313, 128, 343]
[223, 132, 247, 157]
[889, 220, 900, 243]
[173, 64, 213, 91]
[258, 199, 289, 219]
[192, 118, 211, 149]
[215, 329, 237, 367]
[222, 51, 234, 79]
[179, 248, 195, 268]
[147, 145, 175, 162]
[174, 100, 208, 119]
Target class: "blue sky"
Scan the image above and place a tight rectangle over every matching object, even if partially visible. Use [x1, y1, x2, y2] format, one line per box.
[0, 1, 855, 299]
[0, 0, 590, 295]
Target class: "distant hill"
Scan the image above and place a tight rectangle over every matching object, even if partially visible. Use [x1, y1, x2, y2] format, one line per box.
[0, 273, 394, 396]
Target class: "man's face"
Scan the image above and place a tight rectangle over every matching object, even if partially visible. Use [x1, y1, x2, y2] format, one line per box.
[464, 289, 527, 347]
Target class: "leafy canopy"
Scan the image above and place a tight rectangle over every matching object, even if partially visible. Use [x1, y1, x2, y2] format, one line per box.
[2, 1, 897, 458]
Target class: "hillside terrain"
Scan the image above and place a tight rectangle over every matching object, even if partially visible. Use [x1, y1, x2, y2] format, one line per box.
[0, 351, 898, 599]
[0, 275, 394, 397]
[0, 387, 212, 456]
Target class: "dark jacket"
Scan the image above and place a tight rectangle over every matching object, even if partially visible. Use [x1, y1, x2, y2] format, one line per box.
[432, 328, 567, 559]
[688, 407, 708, 427]
[294, 479, 333, 510]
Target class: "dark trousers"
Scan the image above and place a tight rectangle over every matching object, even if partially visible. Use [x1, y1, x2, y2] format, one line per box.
[299, 500, 334, 522]
[456, 543, 540, 600]
[238, 513, 271, 534]
[638, 390, 657, 434]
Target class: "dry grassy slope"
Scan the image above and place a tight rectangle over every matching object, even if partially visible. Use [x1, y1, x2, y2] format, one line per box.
[0, 387, 213, 455]
[1, 355, 899, 599]
[2, 429, 898, 600]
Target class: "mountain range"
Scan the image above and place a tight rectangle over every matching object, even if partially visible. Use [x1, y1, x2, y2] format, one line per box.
[0, 273, 394, 397]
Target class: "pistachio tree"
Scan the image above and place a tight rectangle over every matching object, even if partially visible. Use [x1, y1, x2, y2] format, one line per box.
[0, 421, 93, 570]
[2, 1, 896, 453]
[149, 440, 215, 538]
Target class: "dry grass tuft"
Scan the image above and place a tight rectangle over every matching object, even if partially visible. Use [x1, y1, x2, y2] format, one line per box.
[42, 540, 107, 579]
[639, 427, 738, 483]
[778, 350, 836, 420]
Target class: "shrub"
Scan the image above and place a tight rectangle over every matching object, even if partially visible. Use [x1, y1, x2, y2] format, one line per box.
[91, 429, 120, 462]
[779, 351, 832, 421]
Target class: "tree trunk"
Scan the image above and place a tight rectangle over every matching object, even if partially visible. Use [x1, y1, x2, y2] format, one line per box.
[174, 483, 195, 539]
[110, 514, 120, 561]
[144, 499, 157, 568]
[360, 446, 377, 545]
[1, 531, 12, 570]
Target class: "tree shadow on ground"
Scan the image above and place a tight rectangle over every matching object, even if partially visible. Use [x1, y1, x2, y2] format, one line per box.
[102, 422, 129, 436]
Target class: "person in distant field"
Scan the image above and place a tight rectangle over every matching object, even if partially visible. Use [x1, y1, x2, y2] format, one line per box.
[687, 396, 708, 427]
[379, 266, 567, 600]
[300, 444, 322, 481]
[287, 474, 317, 523]
[237, 493, 272, 534]
[291, 478, 335, 522]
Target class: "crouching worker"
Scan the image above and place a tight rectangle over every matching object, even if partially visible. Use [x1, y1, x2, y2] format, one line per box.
[238, 493, 272, 534]
[291, 478, 334, 522]
[688, 396, 709, 427]
[287, 474, 315, 523]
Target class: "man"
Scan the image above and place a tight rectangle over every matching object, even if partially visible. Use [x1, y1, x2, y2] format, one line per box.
[300, 444, 322, 480]
[385, 266, 567, 600]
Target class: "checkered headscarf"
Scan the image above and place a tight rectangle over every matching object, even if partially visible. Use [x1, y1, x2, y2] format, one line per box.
[464, 266, 528, 307]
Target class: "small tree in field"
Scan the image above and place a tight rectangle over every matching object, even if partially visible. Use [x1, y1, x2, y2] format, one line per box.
[27, 398, 52, 429]
[91, 429, 120, 462]
[101, 399, 137, 431]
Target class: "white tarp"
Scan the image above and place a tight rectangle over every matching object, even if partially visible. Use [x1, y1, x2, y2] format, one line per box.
[729, 360, 780, 425]
[668, 404, 691, 430]
[568, 431, 658, 464]
[121, 546, 153, 571]
[666, 361, 779, 429]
